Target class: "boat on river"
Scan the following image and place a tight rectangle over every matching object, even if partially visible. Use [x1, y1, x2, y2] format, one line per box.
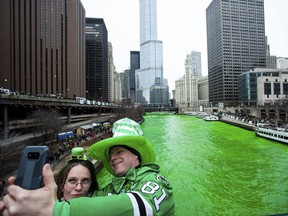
[204, 115, 219, 121]
[195, 112, 208, 119]
[186, 112, 197, 116]
[255, 123, 288, 144]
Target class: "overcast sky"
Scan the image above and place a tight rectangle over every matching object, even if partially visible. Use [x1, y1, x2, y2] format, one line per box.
[81, 0, 288, 91]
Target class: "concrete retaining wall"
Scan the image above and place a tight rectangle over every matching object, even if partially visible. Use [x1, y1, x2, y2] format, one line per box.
[220, 116, 256, 131]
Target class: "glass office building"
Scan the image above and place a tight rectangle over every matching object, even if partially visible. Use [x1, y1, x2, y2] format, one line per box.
[206, 0, 266, 106]
[85, 18, 108, 102]
[135, 0, 165, 105]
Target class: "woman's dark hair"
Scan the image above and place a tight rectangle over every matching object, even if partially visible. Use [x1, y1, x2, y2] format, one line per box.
[56, 159, 98, 200]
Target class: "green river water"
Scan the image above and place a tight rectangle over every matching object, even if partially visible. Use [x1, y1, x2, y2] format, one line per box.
[97, 113, 288, 215]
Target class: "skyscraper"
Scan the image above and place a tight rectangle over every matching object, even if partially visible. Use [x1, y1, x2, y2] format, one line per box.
[0, 0, 86, 98]
[85, 18, 108, 102]
[130, 51, 140, 105]
[206, 0, 266, 106]
[190, 51, 202, 77]
[135, 0, 164, 105]
[265, 37, 277, 69]
[108, 42, 117, 103]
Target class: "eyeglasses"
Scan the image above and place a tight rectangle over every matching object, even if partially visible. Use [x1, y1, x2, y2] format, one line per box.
[65, 178, 91, 188]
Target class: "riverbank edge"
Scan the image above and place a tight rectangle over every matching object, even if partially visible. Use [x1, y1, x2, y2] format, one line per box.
[219, 115, 256, 131]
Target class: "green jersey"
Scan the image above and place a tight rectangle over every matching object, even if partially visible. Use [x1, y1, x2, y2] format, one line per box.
[53, 164, 175, 215]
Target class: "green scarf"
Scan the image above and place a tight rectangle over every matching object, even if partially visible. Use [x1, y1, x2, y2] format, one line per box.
[112, 167, 137, 193]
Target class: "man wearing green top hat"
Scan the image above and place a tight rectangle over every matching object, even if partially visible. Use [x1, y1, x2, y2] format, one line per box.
[0, 118, 175, 216]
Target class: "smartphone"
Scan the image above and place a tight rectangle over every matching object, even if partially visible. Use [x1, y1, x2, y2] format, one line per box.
[15, 146, 49, 190]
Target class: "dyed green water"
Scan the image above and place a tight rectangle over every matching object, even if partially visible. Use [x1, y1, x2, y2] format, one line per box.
[97, 114, 288, 215]
[141, 114, 288, 215]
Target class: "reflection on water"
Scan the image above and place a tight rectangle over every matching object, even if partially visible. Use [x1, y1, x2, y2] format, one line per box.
[141, 114, 288, 216]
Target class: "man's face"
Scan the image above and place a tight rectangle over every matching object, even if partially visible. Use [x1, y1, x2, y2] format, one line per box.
[109, 146, 140, 176]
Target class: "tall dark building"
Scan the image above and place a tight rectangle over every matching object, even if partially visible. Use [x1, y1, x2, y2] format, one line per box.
[206, 0, 266, 106]
[85, 18, 108, 102]
[0, 0, 86, 98]
[130, 51, 140, 105]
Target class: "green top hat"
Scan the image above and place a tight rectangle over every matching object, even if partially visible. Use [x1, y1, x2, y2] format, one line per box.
[87, 118, 155, 175]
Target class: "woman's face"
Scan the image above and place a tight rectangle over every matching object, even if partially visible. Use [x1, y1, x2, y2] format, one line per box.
[62, 164, 92, 200]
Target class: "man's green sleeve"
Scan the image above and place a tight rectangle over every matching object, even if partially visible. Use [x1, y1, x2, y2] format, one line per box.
[53, 190, 174, 215]
[53, 194, 135, 216]
[53, 200, 70, 216]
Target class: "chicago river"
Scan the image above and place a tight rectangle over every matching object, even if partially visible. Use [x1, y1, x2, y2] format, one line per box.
[123, 113, 288, 215]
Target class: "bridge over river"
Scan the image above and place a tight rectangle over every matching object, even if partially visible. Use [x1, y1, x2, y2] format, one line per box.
[0, 94, 177, 135]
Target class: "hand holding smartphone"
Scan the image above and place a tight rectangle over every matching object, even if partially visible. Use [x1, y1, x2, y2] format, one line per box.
[15, 146, 49, 190]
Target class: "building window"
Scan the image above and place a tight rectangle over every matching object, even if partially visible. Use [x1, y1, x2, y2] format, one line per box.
[264, 83, 271, 95]
[274, 83, 280, 96]
[283, 83, 288, 96]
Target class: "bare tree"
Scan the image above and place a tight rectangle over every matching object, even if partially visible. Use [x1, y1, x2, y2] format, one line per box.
[134, 105, 145, 119]
[27, 109, 64, 145]
[113, 105, 145, 123]
[0, 129, 23, 178]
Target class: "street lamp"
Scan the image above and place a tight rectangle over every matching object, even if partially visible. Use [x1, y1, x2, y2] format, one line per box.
[66, 88, 70, 98]
[1, 79, 8, 92]
[2, 79, 7, 88]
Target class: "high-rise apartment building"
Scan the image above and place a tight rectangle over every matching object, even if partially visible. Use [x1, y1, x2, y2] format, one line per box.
[108, 42, 117, 103]
[85, 18, 108, 102]
[266, 37, 277, 69]
[113, 72, 121, 104]
[206, 0, 266, 106]
[184, 54, 200, 110]
[0, 0, 86, 98]
[120, 70, 130, 101]
[190, 51, 202, 77]
[135, 0, 165, 105]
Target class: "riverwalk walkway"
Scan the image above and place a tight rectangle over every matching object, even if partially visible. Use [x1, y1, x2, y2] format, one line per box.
[10, 114, 115, 144]
[220, 115, 256, 131]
